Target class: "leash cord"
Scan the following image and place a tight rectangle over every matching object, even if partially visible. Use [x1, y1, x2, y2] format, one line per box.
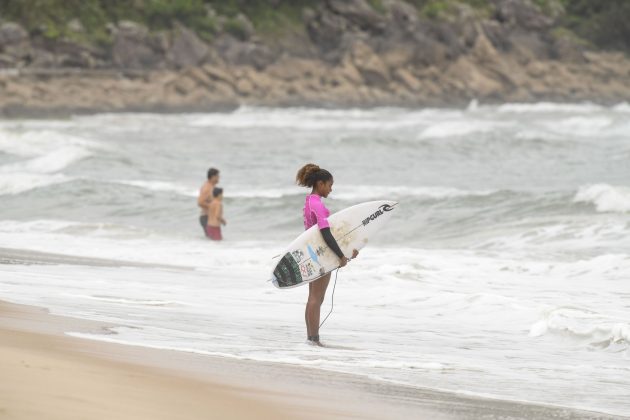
[319, 268, 339, 329]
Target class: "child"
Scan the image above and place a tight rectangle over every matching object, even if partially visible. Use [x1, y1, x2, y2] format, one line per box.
[206, 187, 226, 240]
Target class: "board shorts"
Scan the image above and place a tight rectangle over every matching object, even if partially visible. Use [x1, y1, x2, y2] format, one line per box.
[205, 225, 222, 241]
[199, 215, 208, 235]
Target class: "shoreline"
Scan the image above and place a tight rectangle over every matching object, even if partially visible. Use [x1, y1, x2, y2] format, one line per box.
[2, 48, 630, 119]
[1, 94, 628, 120]
[0, 244, 625, 420]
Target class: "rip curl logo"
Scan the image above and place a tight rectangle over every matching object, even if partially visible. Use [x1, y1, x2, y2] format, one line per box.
[362, 204, 394, 226]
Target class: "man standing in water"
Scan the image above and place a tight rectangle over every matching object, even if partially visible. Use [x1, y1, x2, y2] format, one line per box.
[197, 168, 220, 237]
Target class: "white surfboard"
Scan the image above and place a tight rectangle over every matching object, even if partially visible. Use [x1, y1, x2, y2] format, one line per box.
[271, 200, 398, 289]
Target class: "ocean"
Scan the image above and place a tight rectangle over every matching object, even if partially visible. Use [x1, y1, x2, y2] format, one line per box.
[1, 103, 629, 416]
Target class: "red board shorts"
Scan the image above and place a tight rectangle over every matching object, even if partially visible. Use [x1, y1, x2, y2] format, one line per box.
[205, 225, 222, 241]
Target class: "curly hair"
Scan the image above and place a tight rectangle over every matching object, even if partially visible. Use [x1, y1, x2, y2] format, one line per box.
[296, 163, 333, 188]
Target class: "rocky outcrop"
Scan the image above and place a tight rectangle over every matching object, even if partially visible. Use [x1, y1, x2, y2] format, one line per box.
[0, 22, 30, 67]
[112, 21, 167, 69]
[0, 0, 629, 116]
[3, 48, 630, 117]
[168, 24, 210, 68]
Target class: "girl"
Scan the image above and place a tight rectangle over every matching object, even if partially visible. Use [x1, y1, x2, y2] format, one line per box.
[296, 163, 358, 346]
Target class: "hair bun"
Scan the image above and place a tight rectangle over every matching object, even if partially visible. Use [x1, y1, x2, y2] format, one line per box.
[296, 163, 332, 188]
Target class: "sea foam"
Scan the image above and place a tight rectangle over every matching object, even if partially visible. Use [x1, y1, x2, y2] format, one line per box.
[574, 184, 630, 213]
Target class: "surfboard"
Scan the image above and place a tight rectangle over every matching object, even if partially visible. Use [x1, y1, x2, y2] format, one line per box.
[271, 200, 398, 289]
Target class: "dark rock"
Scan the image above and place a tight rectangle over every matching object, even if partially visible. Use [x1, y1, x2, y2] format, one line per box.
[233, 14, 255, 40]
[168, 24, 210, 68]
[383, 0, 418, 29]
[457, 17, 480, 49]
[348, 40, 390, 86]
[42, 39, 105, 69]
[57, 51, 96, 68]
[424, 22, 466, 60]
[551, 36, 586, 63]
[481, 20, 511, 51]
[493, 0, 553, 30]
[410, 34, 449, 67]
[0, 53, 16, 68]
[306, 7, 349, 53]
[508, 31, 552, 60]
[112, 21, 165, 69]
[327, 0, 387, 34]
[0, 22, 29, 49]
[217, 36, 276, 70]
[28, 49, 56, 68]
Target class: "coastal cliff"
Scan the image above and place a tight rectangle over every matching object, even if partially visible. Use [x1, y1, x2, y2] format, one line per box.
[1, 0, 629, 116]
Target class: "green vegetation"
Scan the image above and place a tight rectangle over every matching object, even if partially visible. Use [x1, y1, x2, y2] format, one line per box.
[0, 0, 219, 46]
[223, 16, 248, 40]
[408, 0, 630, 52]
[561, 0, 630, 52]
[367, 0, 387, 15]
[0, 0, 109, 45]
[212, 1, 315, 36]
[407, 0, 494, 20]
[0, 0, 628, 53]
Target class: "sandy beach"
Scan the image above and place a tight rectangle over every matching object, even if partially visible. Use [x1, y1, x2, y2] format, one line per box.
[0, 301, 298, 420]
[0, 249, 624, 420]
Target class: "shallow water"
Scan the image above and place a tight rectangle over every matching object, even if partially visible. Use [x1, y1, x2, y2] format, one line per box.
[1, 103, 629, 415]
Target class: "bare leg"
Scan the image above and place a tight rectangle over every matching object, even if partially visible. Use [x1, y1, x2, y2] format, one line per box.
[305, 273, 331, 344]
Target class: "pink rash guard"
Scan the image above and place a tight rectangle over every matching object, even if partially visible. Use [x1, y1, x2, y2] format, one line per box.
[303, 194, 330, 230]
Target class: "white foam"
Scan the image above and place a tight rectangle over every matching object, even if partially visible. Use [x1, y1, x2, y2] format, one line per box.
[66, 294, 184, 307]
[530, 307, 630, 348]
[111, 182, 497, 201]
[231, 185, 496, 200]
[476, 219, 630, 255]
[496, 102, 604, 114]
[0, 172, 69, 195]
[612, 102, 630, 112]
[115, 180, 198, 197]
[336, 185, 496, 201]
[466, 99, 479, 111]
[0, 219, 272, 268]
[418, 120, 508, 139]
[0, 129, 95, 195]
[574, 184, 630, 213]
[188, 106, 461, 131]
[548, 116, 612, 136]
[0, 129, 99, 157]
[0, 146, 90, 174]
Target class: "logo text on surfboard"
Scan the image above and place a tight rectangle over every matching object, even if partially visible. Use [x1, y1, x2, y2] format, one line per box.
[362, 204, 394, 226]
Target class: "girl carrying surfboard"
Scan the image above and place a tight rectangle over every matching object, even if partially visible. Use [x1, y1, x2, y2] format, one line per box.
[296, 164, 359, 346]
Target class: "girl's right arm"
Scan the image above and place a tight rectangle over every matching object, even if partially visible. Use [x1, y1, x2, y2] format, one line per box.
[320, 227, 348, 267]
[308, 196, 349, 266]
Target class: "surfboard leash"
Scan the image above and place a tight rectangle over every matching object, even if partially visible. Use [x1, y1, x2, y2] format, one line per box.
[319, 268, 339, 329]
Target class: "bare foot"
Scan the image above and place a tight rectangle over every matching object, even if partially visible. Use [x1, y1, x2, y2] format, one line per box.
[306, 339, 325, 347]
